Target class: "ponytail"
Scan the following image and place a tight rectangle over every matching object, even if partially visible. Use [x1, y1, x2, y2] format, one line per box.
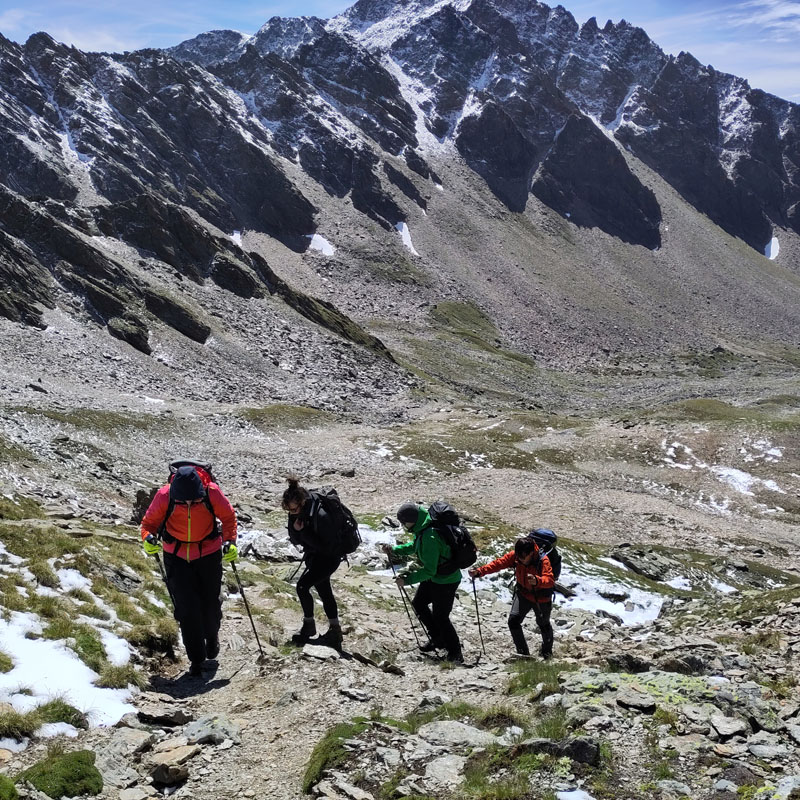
[282, 475, 309, 511]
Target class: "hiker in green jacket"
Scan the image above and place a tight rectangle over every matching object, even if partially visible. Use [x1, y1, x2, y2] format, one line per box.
[382, 502, 463, 663]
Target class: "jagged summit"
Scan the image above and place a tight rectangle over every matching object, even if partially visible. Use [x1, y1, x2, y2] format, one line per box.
[167, 29, 252, 65]
[0, 0, 799, 387]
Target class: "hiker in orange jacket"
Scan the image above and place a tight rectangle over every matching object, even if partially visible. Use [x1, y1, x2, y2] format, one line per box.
[141, 464, 237, 676]
[469, 536, 555, 658]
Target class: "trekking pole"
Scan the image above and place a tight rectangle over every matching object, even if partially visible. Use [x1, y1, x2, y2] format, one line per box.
[471, 578, 487, 656]
[388, 558, 423, 648]
[153, 553, 177, 611]
[284, 556, 306, 584]
[230, 561, 265, 660]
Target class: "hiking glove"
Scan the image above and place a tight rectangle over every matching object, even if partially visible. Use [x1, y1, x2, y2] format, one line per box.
[222, 542, 238, 563]
[142, 535, 162, 556]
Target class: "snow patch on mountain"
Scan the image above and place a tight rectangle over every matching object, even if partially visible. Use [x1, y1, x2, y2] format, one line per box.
[765, 236, 780, 259]
[307, 234, 335, 255]
[330, 0, 473, 50]
[396, 222, 419, 255]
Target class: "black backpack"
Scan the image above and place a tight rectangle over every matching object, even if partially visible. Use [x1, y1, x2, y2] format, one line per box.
[527, 527, 562, 580]
[428, 501, 477, 574]
[158, 459, 220, 546]
[310, 486, 361, 557]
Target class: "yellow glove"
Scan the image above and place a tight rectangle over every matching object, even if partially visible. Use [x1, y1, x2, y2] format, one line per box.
[222, 542, 238, 563]
[142, 535, 162, 556]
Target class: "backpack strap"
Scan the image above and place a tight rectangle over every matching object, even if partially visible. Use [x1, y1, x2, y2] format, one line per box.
[158, 498, 177, 543]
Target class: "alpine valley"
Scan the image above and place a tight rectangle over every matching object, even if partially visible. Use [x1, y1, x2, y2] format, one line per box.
[1, 2, 800, 800]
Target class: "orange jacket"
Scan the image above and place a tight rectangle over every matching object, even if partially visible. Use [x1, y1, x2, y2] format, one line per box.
[472, 546, 554, 603]
[141, 483, 237, 561]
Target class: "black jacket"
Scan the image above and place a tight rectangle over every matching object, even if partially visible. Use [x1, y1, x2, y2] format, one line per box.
[287, 495, 340, 555]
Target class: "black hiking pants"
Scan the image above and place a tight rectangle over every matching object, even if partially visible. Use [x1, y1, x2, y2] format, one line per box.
[296, 552, 341, 620]
[508, 593, 553, 657]
[164, 549, 222, 665]
[412, 580, 460, 655]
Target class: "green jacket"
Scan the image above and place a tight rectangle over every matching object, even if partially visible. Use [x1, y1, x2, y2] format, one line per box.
[391, 506, 462, 586]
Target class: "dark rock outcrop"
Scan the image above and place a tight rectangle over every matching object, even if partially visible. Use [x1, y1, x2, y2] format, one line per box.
[531, 114, 662, 248]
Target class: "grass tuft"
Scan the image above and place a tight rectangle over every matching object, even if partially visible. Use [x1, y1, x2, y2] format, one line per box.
[95, 663, 147, 690]
[302, 720, 369, 793]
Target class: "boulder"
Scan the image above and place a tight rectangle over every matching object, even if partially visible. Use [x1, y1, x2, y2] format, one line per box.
[416, 720, 498, 748]
[616, 689, 656, 713]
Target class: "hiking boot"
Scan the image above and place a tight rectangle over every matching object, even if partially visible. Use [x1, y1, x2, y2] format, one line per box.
[188, 661, 203, 677]
[205, 636, 220, 660]
[316, 627, 343, 651]
[291, 619, 317, 645]
[419, 639, 442, 653]
[446, 649, 464, 665]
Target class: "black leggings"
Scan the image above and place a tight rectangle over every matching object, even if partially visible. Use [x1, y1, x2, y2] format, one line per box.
[164, 550, 222, 664]
[411, 580, 460, 654]
[296, 553, 341, 619]
[508, 593, 553, 656]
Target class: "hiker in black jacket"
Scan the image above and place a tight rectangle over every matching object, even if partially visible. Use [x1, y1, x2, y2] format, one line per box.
[282, 476, 343, 649]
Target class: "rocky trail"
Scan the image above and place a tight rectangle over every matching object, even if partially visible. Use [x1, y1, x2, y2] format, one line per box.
[3, 494, 800, 800]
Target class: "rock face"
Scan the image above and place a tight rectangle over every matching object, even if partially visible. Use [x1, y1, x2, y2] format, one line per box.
[531, 113, 662, 248]
[1, 0, 800, 397]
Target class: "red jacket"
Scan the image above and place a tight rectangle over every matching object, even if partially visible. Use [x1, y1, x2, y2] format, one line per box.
[472, 546, 554, 603]
[141, 483, 237, 561]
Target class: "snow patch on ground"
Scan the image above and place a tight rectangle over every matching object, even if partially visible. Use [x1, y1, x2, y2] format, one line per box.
[57, 568, 92, 592]
[666, 576, 692, 590]
[231, 230, 242, 246]
[558, 790, 597, 800]
[307, 233, 335, 256]
[0, 612, 135, 729]
[660, 439, 786, 498]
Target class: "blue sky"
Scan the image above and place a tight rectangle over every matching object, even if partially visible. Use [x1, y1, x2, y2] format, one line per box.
[1, 1, 798, 100]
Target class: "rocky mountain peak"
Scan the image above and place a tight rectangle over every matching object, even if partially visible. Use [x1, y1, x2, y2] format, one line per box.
[167, 29, 252, 66]
[251, 16, 327, 60]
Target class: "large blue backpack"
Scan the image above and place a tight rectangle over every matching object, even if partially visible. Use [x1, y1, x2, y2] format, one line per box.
[527, 528, 562, 580]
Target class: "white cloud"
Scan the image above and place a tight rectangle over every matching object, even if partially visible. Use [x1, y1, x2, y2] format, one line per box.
[733, 0, 800, 33]
[0, 8, 41, 33]
[48, 26, 139, 53]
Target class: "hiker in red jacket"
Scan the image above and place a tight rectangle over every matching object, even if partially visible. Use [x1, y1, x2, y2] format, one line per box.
[141, 464, 237, 676]
[469, 536, 555, 658]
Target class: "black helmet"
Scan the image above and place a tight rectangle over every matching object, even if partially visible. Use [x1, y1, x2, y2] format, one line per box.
[396, 502, 419, 524]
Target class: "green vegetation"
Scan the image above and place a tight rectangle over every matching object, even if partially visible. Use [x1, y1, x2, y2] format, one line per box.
[430, 301, 499, 346]
[0, 494, 44, 520]
[28, 560, 59, 588]
[532, 707, 568, 740]
[741, 630, 782, 655]
[0, 651, 13, 673]
[0, 521, 82, 560]
[126, 618, 179, 654]
[462, 746, 572, 799]
[507, 659, 577, 698]
[238, 404, 333, 431]
[37, 699, 88, 729]
[11, 406, 157, 435]
[0, 708, 41, 740]
[648, 397, 800, 430]
[302, 720, 369, 793]
[17, 749, 103, 798]
[95, 663, 147, 690]
[0, 775, 18, 800]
